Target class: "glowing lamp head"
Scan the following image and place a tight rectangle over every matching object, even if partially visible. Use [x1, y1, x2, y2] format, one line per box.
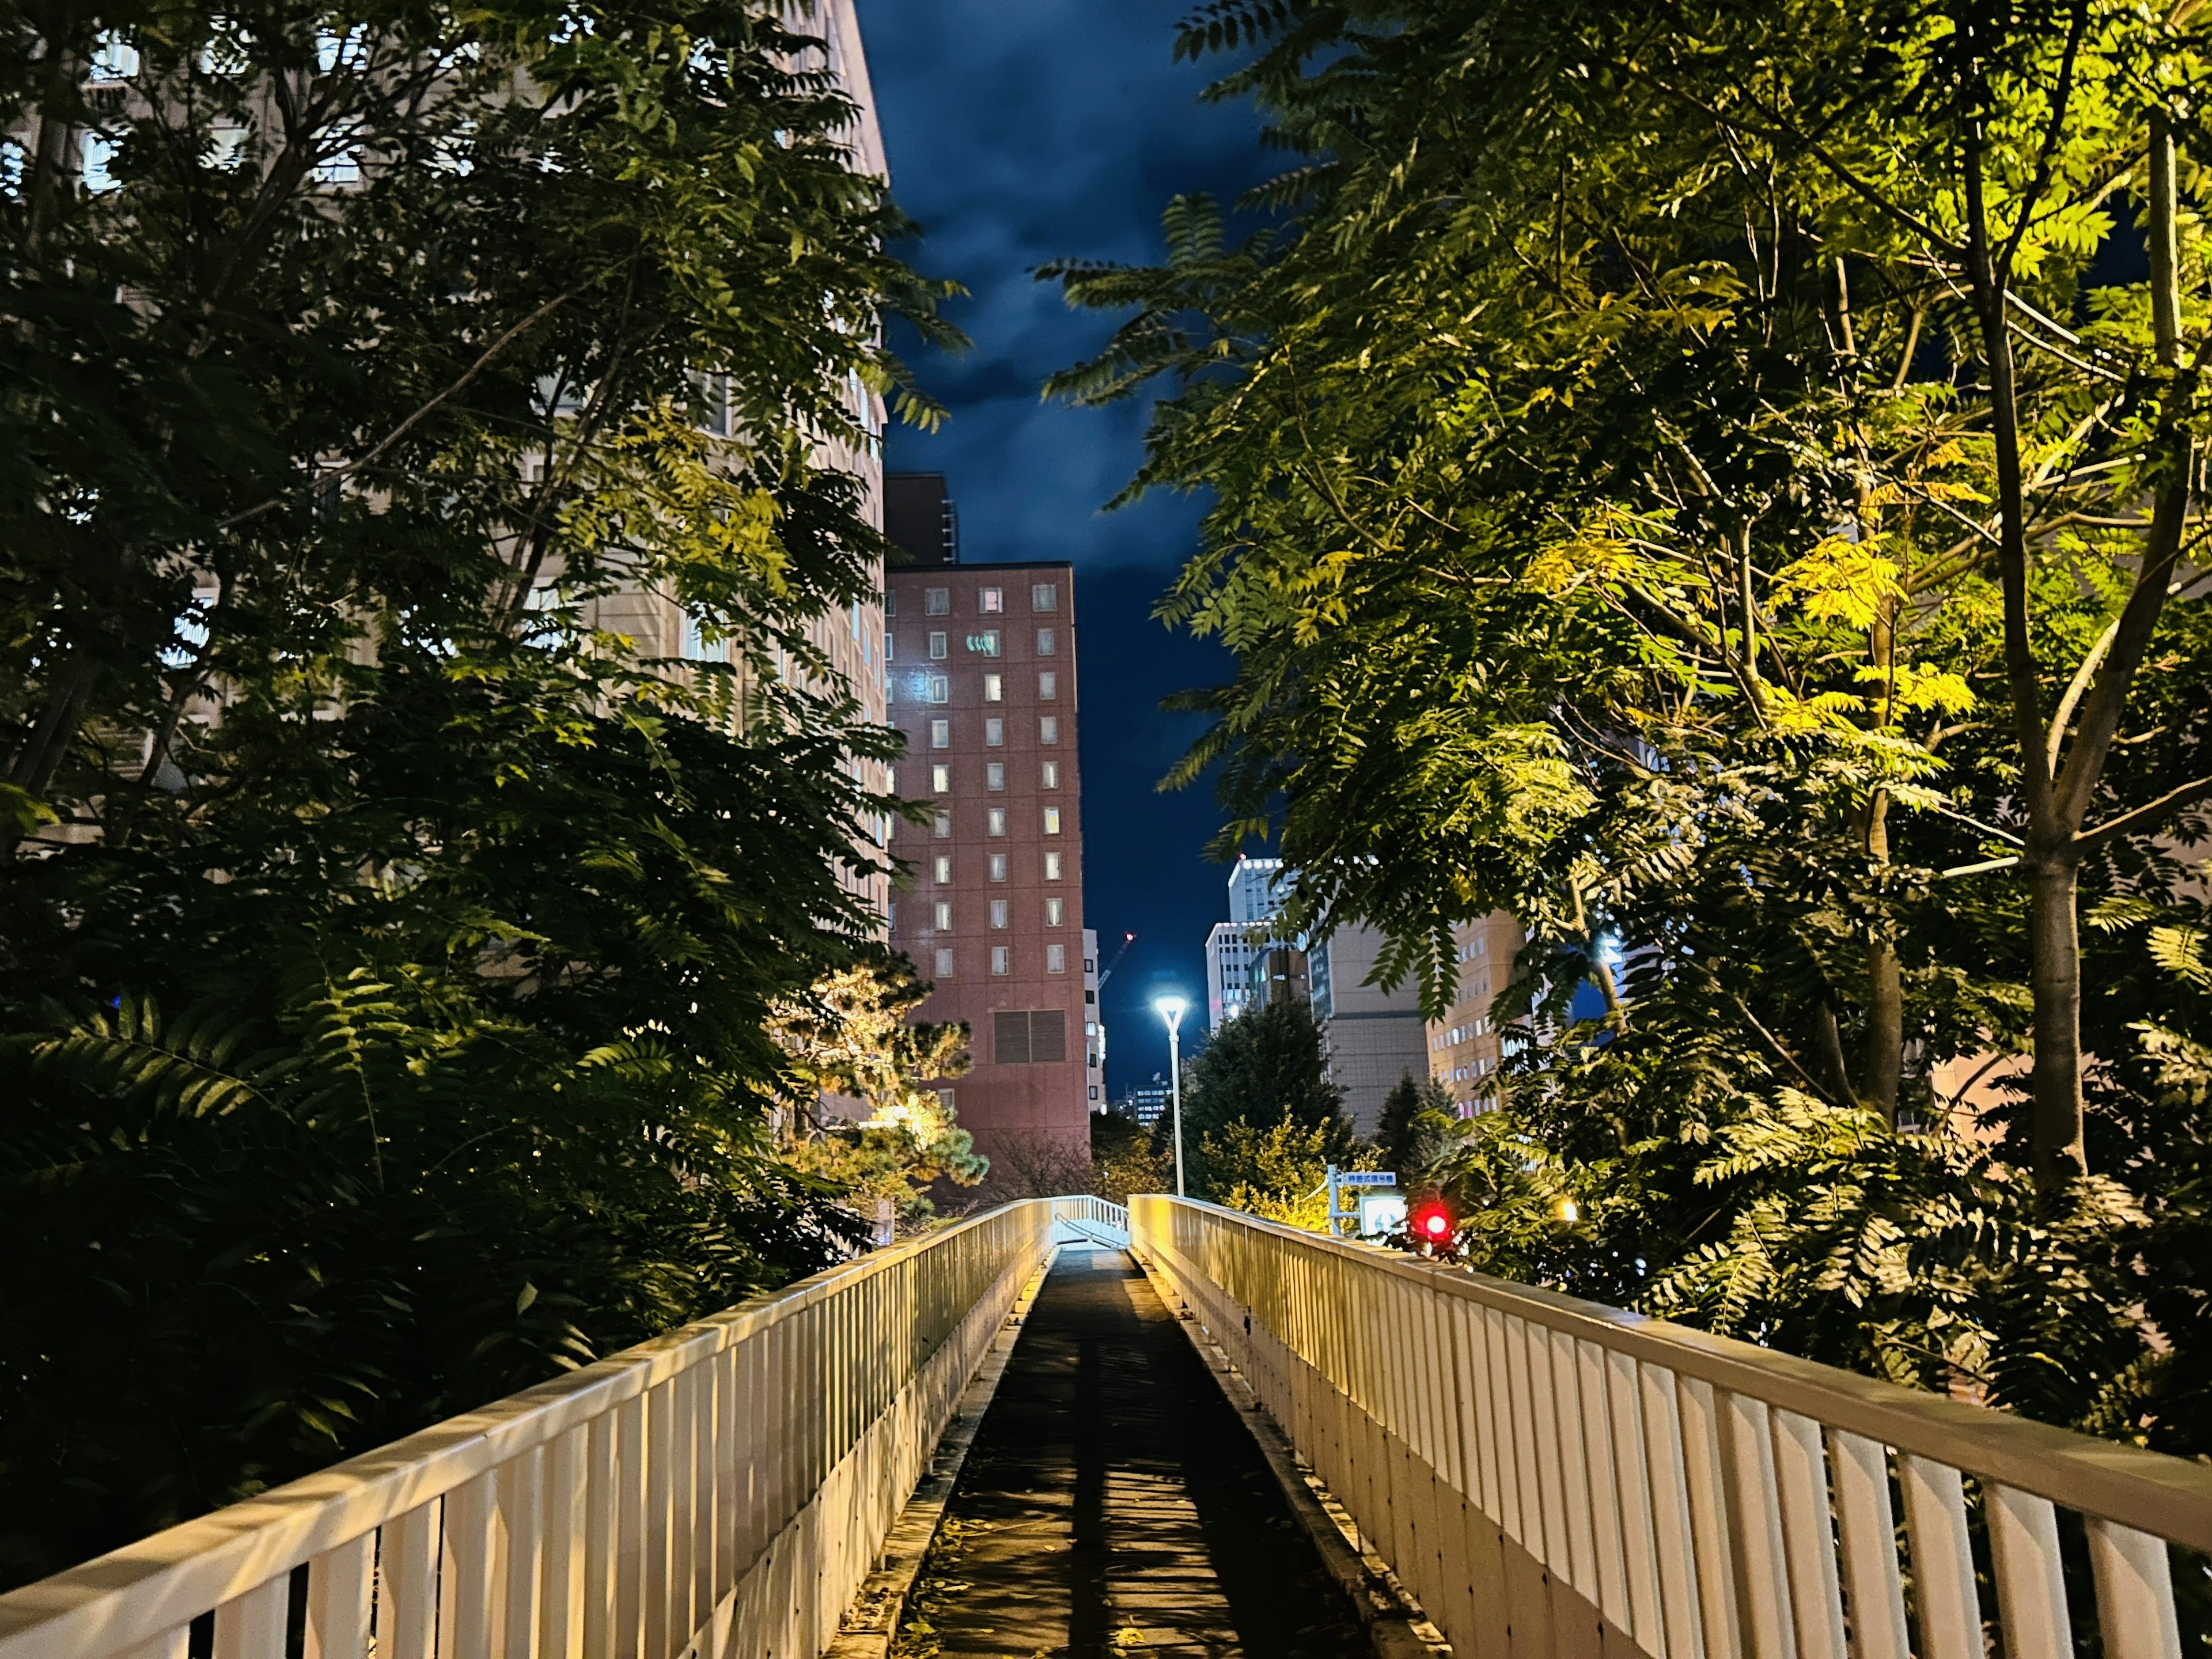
[1156, 996, 1187, 1035]
[1559, 1198, 1581, 1224]
[1422, 1210, 1450, 1239]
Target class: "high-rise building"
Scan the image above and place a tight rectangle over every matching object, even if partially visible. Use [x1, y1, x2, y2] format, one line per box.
[1309, 923, 1429, 1139]
[885, 472, 960, 566]
[1205, 855, 1286, 1027]
[586, 0, 892, 925]
[885, 557, 1088, 1164]
[1425, 914, 1524, 1115]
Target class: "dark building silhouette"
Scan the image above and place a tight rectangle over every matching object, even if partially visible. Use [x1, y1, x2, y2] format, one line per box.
[886, 472, 960, 566]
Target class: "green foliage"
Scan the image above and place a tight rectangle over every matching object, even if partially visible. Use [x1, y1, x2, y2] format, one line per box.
[1178, 999, 1361, 1199]
[1055, 0, 2212, 1450]
[0, 0, 957, 1588]
[774, 958, 987, 1228]
[1202, 1110, 1340, 1232]
[1088, 1108, 1172, 1205]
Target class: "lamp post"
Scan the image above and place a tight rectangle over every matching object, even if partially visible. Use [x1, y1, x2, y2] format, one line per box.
[1156, 997, 1187, 1196]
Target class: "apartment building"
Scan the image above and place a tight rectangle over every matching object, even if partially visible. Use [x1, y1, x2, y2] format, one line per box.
[1426, 912, 1525, 1114]
[884, 559, 1089, 1163]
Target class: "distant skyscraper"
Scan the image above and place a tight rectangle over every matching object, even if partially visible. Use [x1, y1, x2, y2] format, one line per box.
[1308, 924, 1429, 1140]
[886, 558, 1088, 1164]
[1205, 856, 1286, 1027]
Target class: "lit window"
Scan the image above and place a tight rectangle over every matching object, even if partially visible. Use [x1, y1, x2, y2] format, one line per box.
[1039, 717, 1058, 744]
[987, 808, 1007, 836]
[1037, 628, 1056, 656]
[929, 632, 948, 660]
[1046, 898, 1063, 926]
[927, 675, 949, 703]
[1043, 808, 1061, 835]
[934, 901, 953, 930]
[1047, 944, 1067, 974]
[931, 719, 950, 749]
[885, 634, 896, 660]
[983, 673, 1002, 702]
[986, 762, 1005, 791]
[969, 630, 1001, 656]
[933, 810, 951, 839]
[931, 764, 950, 793]
[934, 948, 954, 976]
[934, 854, 952, 882]
[1039, 672, 1057, 700]
[979, 586, 1003, 614]
[988, 854, 1008, 881]
[1041, 760, 1059, 789]
[990, 899, 1009, 929]
[1044, 851, 1062, 880]
[1031, 583, 1058, 612]
[990, 946, 1010, 975]
[984, 718, 1005, 747]
[925, 588, 950, 616]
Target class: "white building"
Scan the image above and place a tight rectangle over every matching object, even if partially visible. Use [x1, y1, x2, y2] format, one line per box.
[1083, 927, 1106, 1112]
[1205, 857, 1287, 1027]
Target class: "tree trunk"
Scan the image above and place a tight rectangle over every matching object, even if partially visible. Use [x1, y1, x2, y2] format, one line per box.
[2025, 853, 2086, 1185]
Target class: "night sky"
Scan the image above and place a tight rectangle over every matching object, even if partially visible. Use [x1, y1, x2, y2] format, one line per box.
[854, 0, 1277, 1095]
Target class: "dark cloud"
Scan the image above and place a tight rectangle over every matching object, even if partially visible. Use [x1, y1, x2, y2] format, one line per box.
[855, 0, 1276, 1092]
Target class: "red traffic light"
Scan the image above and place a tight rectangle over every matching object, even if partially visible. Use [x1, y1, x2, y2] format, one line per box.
[1411, 1199, 1455, 1244]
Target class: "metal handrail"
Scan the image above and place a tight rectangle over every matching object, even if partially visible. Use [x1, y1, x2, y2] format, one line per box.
[1133, 1195, 2207, 1659]
[0, 1196, 1105, 1659]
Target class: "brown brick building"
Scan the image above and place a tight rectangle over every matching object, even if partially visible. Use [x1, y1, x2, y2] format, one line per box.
[885, 559, 1090, 1164]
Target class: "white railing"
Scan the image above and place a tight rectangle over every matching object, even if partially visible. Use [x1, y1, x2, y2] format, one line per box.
[0, 1198, 1086, 1659]
[1047, 1193, 1130, 1247]
[1132, 1196, 2212, 1659]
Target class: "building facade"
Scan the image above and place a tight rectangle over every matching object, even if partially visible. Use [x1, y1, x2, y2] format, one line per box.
[1205, 856, 1286, 1027]
[884, 559, 1089, 1164]
[1425, 913, 1525, 1115]
[1309, 923, 1430, 1140]
[1082, 927, 1105, 1111]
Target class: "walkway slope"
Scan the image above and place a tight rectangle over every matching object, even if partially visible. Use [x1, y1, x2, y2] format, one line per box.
[906, 1247, 1365, 1658]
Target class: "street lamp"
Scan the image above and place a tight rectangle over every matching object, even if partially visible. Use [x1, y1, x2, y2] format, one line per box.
[1156, 996, 1188, 1196]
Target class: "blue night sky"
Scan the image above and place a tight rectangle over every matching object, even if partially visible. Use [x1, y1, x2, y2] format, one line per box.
[854, 0, 1277, 1094]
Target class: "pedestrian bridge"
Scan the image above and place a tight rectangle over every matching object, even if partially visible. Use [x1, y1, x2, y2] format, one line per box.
[2, 1196, 2206, 1659]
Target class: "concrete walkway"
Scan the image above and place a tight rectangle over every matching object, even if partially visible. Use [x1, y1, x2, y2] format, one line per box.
[904, 1248, 1365, 1658]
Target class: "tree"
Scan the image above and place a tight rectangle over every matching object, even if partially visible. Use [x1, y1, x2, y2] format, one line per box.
[1178, 999, 1360, 1199]
[1201, 1110, 1342, 1230]
[1375, 1073, 1451, 1191]
[1089, 1107, 1172, 1205]
[772, 958, 987, 1229]
[0, 0, 957, 1585]
[1053, 0, 2212, 1177]
[1049, 0, 2212, 1446]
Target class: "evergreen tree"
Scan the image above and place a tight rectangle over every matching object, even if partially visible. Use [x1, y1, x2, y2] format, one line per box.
[1179, 999, 1360, 1199]
[1375, 1074, 1451, 1191]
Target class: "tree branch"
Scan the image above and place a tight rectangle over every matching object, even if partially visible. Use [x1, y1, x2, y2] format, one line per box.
[2074, 775, 2212, 851]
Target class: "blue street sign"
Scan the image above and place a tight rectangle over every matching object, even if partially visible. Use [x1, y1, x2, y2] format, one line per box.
[1335, 1171, 1397, 1187]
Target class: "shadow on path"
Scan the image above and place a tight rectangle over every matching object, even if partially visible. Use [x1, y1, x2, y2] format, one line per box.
[903, 1247, 1365, 1658]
